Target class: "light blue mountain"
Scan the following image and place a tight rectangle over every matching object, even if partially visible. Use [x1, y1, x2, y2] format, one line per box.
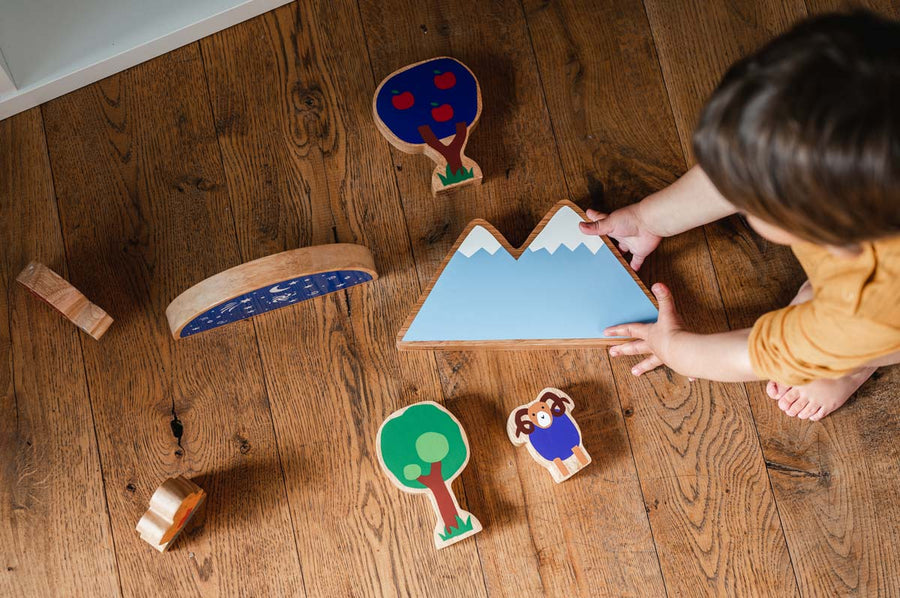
[402, 232, 659, 343]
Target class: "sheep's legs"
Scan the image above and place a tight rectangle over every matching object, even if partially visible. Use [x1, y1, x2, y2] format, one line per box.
[553, 458, 569, 479]
[572, 445, 589, 466]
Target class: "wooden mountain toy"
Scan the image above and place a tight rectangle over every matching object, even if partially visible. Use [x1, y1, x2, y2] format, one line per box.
[166, 244, 377, 338]
[136, 476, 206, 552]
[376, 401, 482, 549]
[16, 261, 113, 340]
[373, 57, 482, 194]
[507, 388, 591, 483]
[397, 200, 658, 349]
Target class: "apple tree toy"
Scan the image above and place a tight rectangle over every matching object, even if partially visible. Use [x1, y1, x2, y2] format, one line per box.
[373, 57, 482, 194]
[376, 401, 482, 549]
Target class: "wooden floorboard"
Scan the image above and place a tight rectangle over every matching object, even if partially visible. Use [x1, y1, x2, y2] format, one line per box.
[644, 0, 900, 595]
[525, 0, 798, 595]
[358, 1, 666, 596]
[3, 0, 899, 596]
[197, 2, 487, 595]
[39, 45, 306, 597]
[1, 110, 122, 597]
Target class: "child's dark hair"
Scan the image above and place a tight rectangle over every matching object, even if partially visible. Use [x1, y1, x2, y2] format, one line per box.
[693, 11, 900, 245]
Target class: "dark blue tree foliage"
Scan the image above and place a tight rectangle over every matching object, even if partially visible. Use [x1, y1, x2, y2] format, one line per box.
[181, 270, 373, 337]
[375, 57, 478, 144]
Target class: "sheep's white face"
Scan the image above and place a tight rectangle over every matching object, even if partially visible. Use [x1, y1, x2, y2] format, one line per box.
[528, 403, 554, 429]
[535, 411, 552, 428]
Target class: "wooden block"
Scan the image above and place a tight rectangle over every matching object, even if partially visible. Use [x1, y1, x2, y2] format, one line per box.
[397, 200, 659, 350]
[376, 402, 482, 549]
[507, 388, 591, 483]
[166, 244, 377, 338]
[373, 57, 482, 194]
[135, 476, 206, 553]
[16, 261, 113, 340]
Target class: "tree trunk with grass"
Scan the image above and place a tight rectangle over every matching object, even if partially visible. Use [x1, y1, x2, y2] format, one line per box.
[417, 122, 467, 175]
[416, 461, 460, 532]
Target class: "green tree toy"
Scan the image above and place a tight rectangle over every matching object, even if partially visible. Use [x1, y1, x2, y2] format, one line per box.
[376, 401, 482, 549]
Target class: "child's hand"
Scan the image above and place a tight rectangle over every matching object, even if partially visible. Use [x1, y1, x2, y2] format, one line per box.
[578, 205, 662, 270]
[605, 283, 684, 375]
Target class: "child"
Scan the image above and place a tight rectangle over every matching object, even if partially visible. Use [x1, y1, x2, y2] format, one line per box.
[579, 11, 900, 421]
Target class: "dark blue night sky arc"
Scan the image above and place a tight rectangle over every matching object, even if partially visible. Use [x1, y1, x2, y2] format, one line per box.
[180, 270, 374, 338]
[375, 57, 479, 144]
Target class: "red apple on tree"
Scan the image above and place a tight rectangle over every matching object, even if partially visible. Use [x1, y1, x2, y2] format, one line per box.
[431, 103, 454, 122]
[433, 70, 456, 90]
[392, 90, 414, 110]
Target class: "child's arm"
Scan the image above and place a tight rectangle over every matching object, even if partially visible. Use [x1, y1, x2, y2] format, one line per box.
[579, 165, 737, 269]
[606, 283, 760, 382]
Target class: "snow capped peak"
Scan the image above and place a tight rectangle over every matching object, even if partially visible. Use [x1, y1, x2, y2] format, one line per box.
[457, 225, 504, 257]
[527, 206, 604, 254]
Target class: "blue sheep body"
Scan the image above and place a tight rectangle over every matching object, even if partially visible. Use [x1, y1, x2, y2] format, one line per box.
[528, 415, 581, 461]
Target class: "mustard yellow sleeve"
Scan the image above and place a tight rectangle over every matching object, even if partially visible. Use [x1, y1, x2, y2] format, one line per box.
[748, 302, 900, 385]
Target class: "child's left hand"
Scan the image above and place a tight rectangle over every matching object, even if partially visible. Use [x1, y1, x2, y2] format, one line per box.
[605, 283, 684, 376]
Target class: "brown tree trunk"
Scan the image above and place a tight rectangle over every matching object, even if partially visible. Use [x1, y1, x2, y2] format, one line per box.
[417, 461, 460, 532]
[417, 122, 467, 175]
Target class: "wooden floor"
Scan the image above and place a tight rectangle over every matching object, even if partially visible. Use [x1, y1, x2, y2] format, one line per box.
[2, 0, 899, 596]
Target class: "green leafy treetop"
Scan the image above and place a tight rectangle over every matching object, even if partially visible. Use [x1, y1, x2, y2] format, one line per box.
[377, 402, 480, 545]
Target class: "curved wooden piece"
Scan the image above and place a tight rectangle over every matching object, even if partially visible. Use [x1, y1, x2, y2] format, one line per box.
[16, 261, 113, 340]
[135, 476, 206, 552]
[373, 56, 483, 195]
[397, 200, 658, 350]
[506, 387, 591, 483]
[166, 244, 377, 339]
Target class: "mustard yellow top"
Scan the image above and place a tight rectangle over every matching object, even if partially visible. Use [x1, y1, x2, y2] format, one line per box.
[748, 237, 900, 385]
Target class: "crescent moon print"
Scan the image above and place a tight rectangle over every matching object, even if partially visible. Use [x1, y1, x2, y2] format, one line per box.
[178, 269, 374, 337]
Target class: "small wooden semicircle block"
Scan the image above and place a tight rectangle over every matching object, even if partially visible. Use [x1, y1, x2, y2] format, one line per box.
[16, 261, 113, 340]
[166, 244, 378, 339]
[373, 56, 483, 195]
[135, 476, 206, 553]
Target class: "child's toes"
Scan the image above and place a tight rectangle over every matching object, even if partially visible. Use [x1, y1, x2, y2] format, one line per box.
[797, 402, 820, 420]
[778, 389, 800, 412]
[809, 406, 828, 421]
[787, 396, 809, 417]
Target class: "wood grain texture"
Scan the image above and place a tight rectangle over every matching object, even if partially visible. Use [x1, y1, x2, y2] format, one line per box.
[199, 2, 488, 595]
[359, 0, 667, 595]
[16, 261, 114, 340]
[1, 110, 121, 597]
[523, 0, 799, 594]
[645, 0, 900, 595]
[41, 45, 305, 597]
[5, 1, 897, 595]
[397, 200, 657, 350]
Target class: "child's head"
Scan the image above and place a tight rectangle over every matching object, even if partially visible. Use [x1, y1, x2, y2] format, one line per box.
[693, 11, 900, 248]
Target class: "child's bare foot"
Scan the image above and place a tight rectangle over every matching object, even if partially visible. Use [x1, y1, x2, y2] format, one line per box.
[765, 367, 876, 421]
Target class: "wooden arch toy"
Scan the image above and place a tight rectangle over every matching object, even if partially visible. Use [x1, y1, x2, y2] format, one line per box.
[166, 244, 377, 338]
[16, 261, 113, 340]
[373, 56, 482, 194]
[136, 476, 206, 552]
[507, 388, 591, 483]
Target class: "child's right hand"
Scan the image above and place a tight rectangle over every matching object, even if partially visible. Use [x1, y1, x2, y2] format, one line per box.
[579, 205, 662, 270]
